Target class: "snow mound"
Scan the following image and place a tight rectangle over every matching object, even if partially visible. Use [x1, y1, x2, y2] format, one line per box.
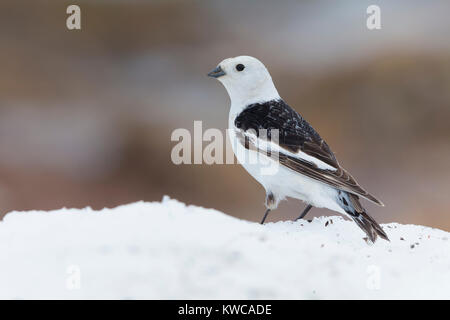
[0, 196, 448, 299]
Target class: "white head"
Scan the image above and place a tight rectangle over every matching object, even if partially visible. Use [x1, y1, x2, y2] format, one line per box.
[208, 56, 280, 108]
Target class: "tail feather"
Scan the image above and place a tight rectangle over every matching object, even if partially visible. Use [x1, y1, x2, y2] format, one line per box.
[345, 193, 389, 243]
[352, 211, 389, 243]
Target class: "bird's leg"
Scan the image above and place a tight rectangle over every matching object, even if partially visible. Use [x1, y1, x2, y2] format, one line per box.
[260, 208, 271, 224]
[261, 192, 276, 224]
[296, 204, 313, 221]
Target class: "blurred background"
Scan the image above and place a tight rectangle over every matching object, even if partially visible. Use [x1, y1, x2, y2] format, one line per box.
[0, 0, 449, 229]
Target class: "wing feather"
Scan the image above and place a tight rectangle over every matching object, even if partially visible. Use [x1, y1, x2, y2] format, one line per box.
[234, 100, 384, 206]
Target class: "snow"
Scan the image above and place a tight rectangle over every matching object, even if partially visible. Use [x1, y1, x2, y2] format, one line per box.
[0, 196, 449, 299]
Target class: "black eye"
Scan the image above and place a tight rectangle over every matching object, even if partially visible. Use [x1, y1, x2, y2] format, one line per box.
[236, 64, 245, 71]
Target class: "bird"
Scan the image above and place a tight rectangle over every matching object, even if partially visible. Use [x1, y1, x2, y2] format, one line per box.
[207, 55, 389, 243]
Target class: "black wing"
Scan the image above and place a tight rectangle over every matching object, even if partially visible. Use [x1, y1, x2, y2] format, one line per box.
[234, 99, 383, 206]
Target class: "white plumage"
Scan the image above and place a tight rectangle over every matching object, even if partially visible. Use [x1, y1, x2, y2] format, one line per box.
[215, 56, 344, 213]
[208, 55, 388, 243]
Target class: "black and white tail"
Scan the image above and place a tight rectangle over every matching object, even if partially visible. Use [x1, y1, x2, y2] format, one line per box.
[341, 192, 389, 243]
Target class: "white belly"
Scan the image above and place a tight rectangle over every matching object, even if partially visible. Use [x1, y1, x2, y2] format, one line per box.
[228, 127, 345, 214]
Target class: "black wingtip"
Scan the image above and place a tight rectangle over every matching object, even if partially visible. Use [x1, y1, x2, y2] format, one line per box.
[364, 193, 385, 207]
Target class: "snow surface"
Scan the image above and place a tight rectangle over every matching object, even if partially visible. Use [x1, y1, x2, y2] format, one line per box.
[0, 196, 449, 299]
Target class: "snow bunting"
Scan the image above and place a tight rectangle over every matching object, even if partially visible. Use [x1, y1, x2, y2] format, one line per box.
[208, 56, 388, 243]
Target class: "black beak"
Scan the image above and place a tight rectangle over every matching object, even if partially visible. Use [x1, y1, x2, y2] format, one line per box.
[207, 65, 226, 78]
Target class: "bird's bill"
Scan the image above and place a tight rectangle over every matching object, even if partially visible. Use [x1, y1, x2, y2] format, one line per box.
[207, 66, 226, 78]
